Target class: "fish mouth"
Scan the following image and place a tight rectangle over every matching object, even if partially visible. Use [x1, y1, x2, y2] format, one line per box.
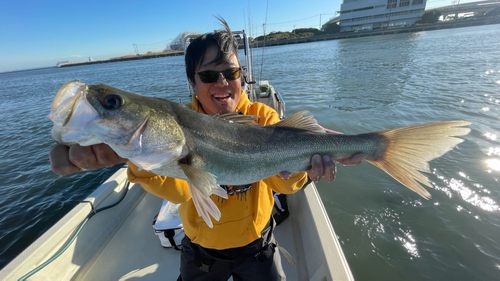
[48, 80, 87, 126]
[49, 81, 102, 145]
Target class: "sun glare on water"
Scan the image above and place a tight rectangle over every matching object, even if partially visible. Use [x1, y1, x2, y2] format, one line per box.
[486, 159, 500, 172]
[485, 133, 497, 141]
[484, 133, 500, 173]
[395, 229, 420, 259]
[433, 169, 499, 212]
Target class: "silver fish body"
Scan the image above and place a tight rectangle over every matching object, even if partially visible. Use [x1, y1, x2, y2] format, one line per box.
[49, 81, 471, 227]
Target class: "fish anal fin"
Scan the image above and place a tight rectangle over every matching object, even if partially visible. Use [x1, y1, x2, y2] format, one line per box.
[272, 111, 325, 133]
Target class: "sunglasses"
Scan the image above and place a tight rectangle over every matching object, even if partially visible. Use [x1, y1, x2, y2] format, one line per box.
[195, 68, 241, 84]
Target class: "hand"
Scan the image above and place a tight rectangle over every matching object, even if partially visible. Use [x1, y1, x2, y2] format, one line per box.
[307, 153, 366, 183]
[306, 126, 366, 183]
[49, 143, 128, 176]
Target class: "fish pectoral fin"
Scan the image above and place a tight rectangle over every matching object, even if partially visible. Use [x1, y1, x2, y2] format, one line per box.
[187, 181, 221, 228]
[129, 145, 184, 171]
[214, 112, 260, 125]
[179, 164, 220, 197]
[180, 164, 228, 228]
[272, 111, 325, 133]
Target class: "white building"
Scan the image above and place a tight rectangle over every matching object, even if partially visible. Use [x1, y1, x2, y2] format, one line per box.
[339, 0, 427, 32]
[164, 31, 201, 51]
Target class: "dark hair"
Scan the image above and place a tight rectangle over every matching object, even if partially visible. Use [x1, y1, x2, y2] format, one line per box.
[185, 17, 241, 85]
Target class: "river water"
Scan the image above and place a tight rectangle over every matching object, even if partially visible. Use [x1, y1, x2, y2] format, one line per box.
[1, 24, 499, 280]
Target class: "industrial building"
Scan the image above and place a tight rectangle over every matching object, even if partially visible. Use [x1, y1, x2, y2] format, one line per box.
[339, 0, 427, 32]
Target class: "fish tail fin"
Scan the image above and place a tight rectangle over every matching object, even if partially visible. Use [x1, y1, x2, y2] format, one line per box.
[365, 121, 471, 199]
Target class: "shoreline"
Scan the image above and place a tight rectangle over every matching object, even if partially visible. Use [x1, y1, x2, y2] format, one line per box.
[251, 17, 500, 47]
[59, 51, 184, 68]
[58, 17, 500, 68]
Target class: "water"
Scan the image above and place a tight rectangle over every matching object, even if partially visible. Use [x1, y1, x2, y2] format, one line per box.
[1, 24, 499, 280]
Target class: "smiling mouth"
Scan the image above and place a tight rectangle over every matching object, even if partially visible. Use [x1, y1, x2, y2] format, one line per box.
[213, 93, 231, 101]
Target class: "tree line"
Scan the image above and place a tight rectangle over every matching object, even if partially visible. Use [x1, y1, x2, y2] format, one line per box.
[253, 20, 340, 42]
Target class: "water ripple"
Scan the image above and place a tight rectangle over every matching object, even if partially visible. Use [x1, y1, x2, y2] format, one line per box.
[2, 24, 500, 281]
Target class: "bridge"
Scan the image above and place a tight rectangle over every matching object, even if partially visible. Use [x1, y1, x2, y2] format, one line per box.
[428, 0, 500, 19]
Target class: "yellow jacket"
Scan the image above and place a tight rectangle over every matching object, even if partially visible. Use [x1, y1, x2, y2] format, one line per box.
[127, 91, 308, 249]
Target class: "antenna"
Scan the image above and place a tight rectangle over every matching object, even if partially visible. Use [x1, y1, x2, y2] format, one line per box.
[259, 0, 269, 83]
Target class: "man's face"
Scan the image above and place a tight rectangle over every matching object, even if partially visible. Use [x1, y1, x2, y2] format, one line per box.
[193, 45, 242, 115]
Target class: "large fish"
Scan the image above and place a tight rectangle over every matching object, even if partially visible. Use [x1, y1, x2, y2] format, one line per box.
[49, 80, 471, 227]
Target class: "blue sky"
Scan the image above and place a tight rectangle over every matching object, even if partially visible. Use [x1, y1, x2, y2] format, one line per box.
[0, 0, 474, 72]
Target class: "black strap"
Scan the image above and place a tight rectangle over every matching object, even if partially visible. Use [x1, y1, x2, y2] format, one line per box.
[254, 216, 277, 263]
[165, 229, 181, 251]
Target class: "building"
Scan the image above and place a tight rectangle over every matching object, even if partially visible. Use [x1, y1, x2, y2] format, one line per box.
[339, 0, 427, 32]
[164, 31, 201, 51]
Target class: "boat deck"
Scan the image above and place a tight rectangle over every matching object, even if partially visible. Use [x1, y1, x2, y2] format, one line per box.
[80, 191, 302, 280]
[1, 167, 353, 281]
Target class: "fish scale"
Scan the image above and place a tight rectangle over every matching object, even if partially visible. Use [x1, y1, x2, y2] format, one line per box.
[49, 80, 471, 227]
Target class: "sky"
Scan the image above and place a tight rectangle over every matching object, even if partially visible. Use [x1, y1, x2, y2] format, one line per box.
[0, 0, 478, 72]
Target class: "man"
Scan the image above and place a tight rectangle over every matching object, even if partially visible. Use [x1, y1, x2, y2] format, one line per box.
[50, 19, 364, 281]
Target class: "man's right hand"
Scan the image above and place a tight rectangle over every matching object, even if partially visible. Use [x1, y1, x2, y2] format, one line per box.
[49, 143, 128, 176]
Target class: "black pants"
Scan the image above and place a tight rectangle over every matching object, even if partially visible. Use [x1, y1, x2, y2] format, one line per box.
[177, 218, 285, 281]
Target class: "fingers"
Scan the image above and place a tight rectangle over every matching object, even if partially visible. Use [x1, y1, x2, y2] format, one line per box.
[336, 152, 366, 166]
[92, 143, 128, 167]
[306, 152, 366, 184]
[68, 144, 98, 170]
[307, 154, 337, 183]
[321, 155, 336, 183]
[49, 143, 127, 176]
[69, 143, 127, 170]
[350, 153, 366, 165]
[279, 171, 291, 180]
[49, 144, 81, 176]
[307, 154, 323, 182]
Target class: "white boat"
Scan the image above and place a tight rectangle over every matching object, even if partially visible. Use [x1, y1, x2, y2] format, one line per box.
[0, 31, 354, 281]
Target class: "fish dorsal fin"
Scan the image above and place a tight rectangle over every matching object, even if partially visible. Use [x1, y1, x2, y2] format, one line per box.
[214, 112, 260, 125]
[273, 111, 325, 133]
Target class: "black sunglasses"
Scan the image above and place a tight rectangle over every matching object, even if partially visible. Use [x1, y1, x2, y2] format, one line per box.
[195, 68, 241, 84]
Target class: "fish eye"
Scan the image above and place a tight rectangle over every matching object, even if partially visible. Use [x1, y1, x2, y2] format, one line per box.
[103, 94, 123, 109]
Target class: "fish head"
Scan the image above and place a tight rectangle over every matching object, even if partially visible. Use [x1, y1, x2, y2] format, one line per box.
[82, 83, 153, 157]
[49, 80, 101, 146]
[49, 81, 185, 162]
